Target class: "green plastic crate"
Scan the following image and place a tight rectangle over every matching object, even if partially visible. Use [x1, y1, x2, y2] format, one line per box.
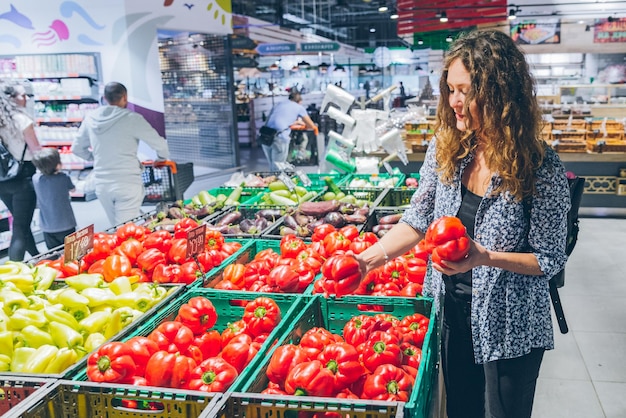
[71, 288, 304, 393]
[362, 208, 406, 239]
[296, 173, 350, 188]
[0, 377, 56, 418]
[375, 188, 416, 208]
[344, 173, 406, 189]
[13, 379, 221, 418]
[197, 240, 318, 295]
[233, 295, 438, 418]
[206, 391, 405, 418]
[206, 186, 267, 206]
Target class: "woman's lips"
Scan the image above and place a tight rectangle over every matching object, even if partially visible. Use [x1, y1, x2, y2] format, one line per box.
[455, 113, 465, 121]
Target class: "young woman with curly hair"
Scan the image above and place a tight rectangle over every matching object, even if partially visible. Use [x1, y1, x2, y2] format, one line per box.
[357, 30, 571, 418]
[0, 82, 42, 261]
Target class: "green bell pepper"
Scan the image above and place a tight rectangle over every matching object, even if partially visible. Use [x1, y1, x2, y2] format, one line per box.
[18, 325, 55, 348]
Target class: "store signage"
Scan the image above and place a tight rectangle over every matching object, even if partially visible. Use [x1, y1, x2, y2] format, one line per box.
[64, 224, 94, 262]
[511, 19, 561, 45]
[593, 18, 626, 43]
[231, 36, 256, 50]
[186, 224, 206, 260]
[256, 43, 297, 55]
[300, 42, 340, 52]
[232, 56, 258, 68]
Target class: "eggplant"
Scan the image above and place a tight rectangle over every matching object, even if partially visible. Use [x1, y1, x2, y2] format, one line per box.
[279, 226, 298, 236]
[323, 212, 345, 228]
[168, 207, 185, 219]
[257, 209, 283, 221]
[307, 218, 325, 233]
[239, 218, 259, 234]
[299, 200, 340, 217]
[217, 211, 242, 227]
[294, 213, 311, 226]
[254, 216, 270, 231]
[283, 214, 299, 230]
[343, 213, 367, 224]
[379, 213, 403, 224]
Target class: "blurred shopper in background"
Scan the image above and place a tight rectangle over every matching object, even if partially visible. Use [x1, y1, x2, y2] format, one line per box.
[32, 147, 76, 250]
[71, 82, 170, 226]
[0, 82, 41, 261]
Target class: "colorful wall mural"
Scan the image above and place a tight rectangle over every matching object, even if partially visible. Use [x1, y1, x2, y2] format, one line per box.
[0, 0, 232, 111]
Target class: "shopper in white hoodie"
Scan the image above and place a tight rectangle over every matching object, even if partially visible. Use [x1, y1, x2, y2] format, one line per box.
[71, 82, 170, 226]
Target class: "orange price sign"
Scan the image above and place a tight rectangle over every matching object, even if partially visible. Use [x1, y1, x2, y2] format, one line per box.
[186, 224, 207, 260]
[64, 224, 94, 263]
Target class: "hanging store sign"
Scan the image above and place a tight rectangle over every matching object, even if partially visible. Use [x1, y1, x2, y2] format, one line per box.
[300, 42, 340, 52]
[232, 56, 258, 68]
[594, 18, 626, 43]
[256, 43, 297, 55]
[231, 36, 257, 50]
[511, 19, 561, 45]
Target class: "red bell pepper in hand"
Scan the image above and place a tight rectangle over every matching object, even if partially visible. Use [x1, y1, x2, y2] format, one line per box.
[219, 333, 258, 373]
[424, 216, 469, 265]
[361, 331, 403, 372]
[87, 341, 136, 383]
[284, 360, 336, 397]
[188, 357, 238, 392]
[318, 342, 365, 391]
[266, 343, 309, 385]
[362, 364, 415, 402]
[148, 321, 195, 353]
[175, 296, 217, 335]
[242, 297, 281, 337]
[144, 350, 196, 388]
[343, 314, 377, 347]
[125, 336, 160, 376]
[397, 313, 429, 348]
[320, 254, 361, 297]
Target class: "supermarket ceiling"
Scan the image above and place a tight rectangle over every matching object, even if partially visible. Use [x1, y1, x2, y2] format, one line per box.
[231, 0, 626, 49]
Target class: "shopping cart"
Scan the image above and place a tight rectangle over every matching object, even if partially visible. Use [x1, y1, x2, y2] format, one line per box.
[141, 160, 194, 203]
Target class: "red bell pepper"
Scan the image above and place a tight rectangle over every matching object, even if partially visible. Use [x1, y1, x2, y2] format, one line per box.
[242, 297, 281, 337]
[83, 232, 118, 264]
[193, 330, 222, 360]
[87, 341, 136, 383]
[143, 230, 173, 253]
[296, 248, 323, 274]
[115, 222, 148, 242]
[136, 248, 167, 273]
[318, 342, 365, 391]
[399, 282, 423, 297]
[204, 230, 225, 251]
[400, 342, 423, 369]
[299, 327, 343, 360]
[311, 224, 336, 242]
[175, 296, 217, 335]
[152, 263, 182, 284]
[424, 216, 469, 265]
[125, 336, 160, 376]
[102, 254, 133, 283]
[188, 357, 238, 392]
[361, 331, 403, 372]
[173, 217, 199, 239]
[219, 333, 259, 373]
[167, 238, 190, 264]
[405, 257, 427, 285]
[339, 225, 360, 241]
[219, 240, 241, 258]
[343, 314, 377, 347]
[148, 321, 195, 353]
[114, 239, 144, 265]
[380, 258, 408, 288]
[323, 231, 352, 255]
[320, 254, 361, 297]
[267, 264, 300, 293]
[221, 319, 247, 345]
[197, 249, 224, 272]
[178, 261, 203, 284]
[144, 350, 196, 388]
[266, 343, 309, 386]
[280, 234, 307, 259]
[222, 263, 246, 288]
[397, 313, 429, 348]
[362, 364, 414, 402]
[284, 360, 336, 397]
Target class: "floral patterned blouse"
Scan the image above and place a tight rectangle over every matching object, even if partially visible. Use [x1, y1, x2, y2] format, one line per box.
[401, 137, 571, 363]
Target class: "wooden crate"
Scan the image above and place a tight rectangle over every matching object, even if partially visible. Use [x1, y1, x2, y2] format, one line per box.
[590, 120, 624, 132]
[586, 130, 623, 142]
[552, 120, 587, 131]
[586, 139, 626, 153]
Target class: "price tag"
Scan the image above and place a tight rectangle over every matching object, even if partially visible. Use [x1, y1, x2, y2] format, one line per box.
[295, 170, 312, 187]
[383, 161, 394, 175]
[186, 224, 207, 259]
[278, 172, 297, 191]
[64, 224, 94, 263]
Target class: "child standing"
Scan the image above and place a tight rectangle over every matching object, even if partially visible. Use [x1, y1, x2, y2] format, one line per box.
[31, 148, 77, 249]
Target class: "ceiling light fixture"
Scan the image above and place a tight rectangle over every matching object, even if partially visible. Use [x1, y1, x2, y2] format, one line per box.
[298, 60, 310, 69]
[445, 34, 453, 42]
[390, 12, 398, 19]
[508, 8, 517, 20]
[585, 25, 591, 31]
[417, 39, 424, 45]
[440, 11, 448, 23]
[378, 5, 388, 13]
[369, 25, 376, 33]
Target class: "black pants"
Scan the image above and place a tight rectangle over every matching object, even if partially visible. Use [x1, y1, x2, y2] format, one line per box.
[43, 227, 75, 250]
[0, 167, 40, 261]
[442, 294, 544, 418]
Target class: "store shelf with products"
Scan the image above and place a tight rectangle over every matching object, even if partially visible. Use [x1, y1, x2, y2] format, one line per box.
[0, 52, 101, 200]
[539, 84, 626, 119]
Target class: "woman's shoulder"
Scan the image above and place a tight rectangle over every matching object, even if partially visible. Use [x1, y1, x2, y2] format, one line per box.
[13, 111, 33, 130]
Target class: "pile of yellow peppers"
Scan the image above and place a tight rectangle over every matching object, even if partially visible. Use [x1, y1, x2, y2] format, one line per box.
[0, 261, 175, 374]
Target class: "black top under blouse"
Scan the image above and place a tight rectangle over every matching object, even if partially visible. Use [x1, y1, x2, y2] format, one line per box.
[442, 184, 482, 301]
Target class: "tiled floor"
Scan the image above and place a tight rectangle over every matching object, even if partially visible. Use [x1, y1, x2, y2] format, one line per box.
[4, 144, 625, 417]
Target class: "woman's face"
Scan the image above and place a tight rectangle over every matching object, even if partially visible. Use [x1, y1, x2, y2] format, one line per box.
[447, 58, 479, 131]
[11, 86, 28, 108]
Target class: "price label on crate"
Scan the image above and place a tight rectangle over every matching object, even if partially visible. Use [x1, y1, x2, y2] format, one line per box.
[64, 224, 94, 263]
[295, 169, 312, 187]
[186, 224, 206, 259]
[278, 172, 297, 191]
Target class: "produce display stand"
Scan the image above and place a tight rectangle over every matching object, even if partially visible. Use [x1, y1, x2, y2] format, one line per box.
[8, 379, 221, 418]
[205, 205, 288, 238]
[142, 160, 195, 203]
[375, 187, 417, 208]
[343, 173, 406, 189]
[206, 391, 405, 418]
[231, 295, 438, 418]
[0, 377, 56, 417]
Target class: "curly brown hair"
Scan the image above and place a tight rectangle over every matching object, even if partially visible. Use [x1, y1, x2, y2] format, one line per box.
[0, 81, 20, 137]
[434, 30, 546, 200]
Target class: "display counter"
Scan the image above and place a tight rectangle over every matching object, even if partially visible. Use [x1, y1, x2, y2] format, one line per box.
[380, 151, 626, 208]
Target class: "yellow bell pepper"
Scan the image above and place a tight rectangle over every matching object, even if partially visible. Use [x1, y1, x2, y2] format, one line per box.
[0, 274, 34, 294]
[64, 273, 104, 291]
[11, 347, 37, 372]
[0, 354, 10, 371]
[43, 306, 79, 329]
[8, 308, 47, 330]
[19, 325, 55, 348]
[108, 276, 134, 295]
[67, 304, 91, 322]
[57, 288, 90, 309]
[1, 290, 29, 315]
[33, 265, 58, 292]
[0, 330, 14, 357]
[43, 347, 78, 374]
[103, 307, 140, 339]
[79, 311, 110, 335]
[84, 332, 106, 353]
[49, 321, 83, 349]
[80, 288, 116, 308]
[22, 344, 59, 373]
[27, 295, 47, 311]
[0, 263, 21, 276]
